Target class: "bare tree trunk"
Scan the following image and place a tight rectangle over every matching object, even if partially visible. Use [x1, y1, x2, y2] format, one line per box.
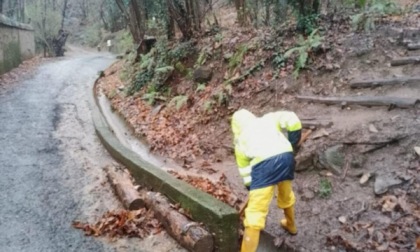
[185, 0, 193, 31]
[167, 6, 175, 40]
[185, 0, 200, 32]
[254, 0, 259, 27]
[114, 0, 146, 45]
[80, 0, 88, 21]
[114, 0, 131, 31]
[265, 0, 271, 25]
[296, 0, 319, 16]
[129, 0, 145, 43]
[100, 0, 109, 30]
[192, 0, 201, 31]
[61, 0, 69, 30]
[167, 0, 193, 40]
[235, 0, 246, 26]
[42, 0, 47, 56]
[115, 0, 128, 18]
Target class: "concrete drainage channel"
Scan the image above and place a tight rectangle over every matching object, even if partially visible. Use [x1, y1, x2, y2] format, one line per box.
[91, 76, 283, 251]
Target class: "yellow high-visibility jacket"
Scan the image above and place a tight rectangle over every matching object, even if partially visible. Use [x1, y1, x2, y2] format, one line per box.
[231, 109, 302, 186]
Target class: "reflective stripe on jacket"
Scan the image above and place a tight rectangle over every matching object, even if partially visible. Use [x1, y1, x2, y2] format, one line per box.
[231, 109, 302, 186]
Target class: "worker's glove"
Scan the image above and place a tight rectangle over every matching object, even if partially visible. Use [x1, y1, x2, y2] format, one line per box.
[288, 130, 302, 149]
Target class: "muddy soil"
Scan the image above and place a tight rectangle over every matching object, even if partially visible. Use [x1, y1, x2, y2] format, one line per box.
[0, 49, 185, 252]
[96, 7, 420, 251]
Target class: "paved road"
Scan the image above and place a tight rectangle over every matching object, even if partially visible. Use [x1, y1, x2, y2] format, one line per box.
[0, 51, 184, 252]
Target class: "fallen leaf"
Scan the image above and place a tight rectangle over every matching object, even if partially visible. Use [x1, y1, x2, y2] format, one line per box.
[414, 146, 420, 156]
[170, 203, 180, 210]
[380, 195, 398, 212]
[326, 234, 360, 250]
[274, 236, 285, 247]
[359, 172, 372, 185]
[368, 226, 375, 237]
[338, 216, 347, 224]
[376, 242, 389, 251]
[369, 124, 378, 133]
[168, 171, 239, 208]
[72, 221, 86, 229]
[279, 69, 287, 78]
[397, 196, 410, 213]
[72, 209, 162, 239]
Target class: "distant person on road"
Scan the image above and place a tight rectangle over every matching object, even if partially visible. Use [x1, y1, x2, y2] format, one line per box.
[107, 39, 112, 52]
[231, 109, 302, 252]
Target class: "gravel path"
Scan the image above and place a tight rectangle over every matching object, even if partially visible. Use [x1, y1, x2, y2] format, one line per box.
[0, 50, 185, 252]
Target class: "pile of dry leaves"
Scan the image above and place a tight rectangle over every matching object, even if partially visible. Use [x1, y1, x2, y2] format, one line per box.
[97, 64, 225, 169]
[168, 171, 240, 208]
[0, 56, 44, 89]
[326, 190, 420, 251]
[72, 208, 162, 239]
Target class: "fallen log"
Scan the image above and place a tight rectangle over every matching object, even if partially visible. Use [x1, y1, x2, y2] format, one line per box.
[299, 116, 331, 120]
[296, 95, 418, 108]
[407, 43, 420, 50]
[105, 166, 143, 210]
[301, 120, 333, 128]
[343, 134, 407, 153]
[139, 190, 214, 252]
[342, 135, 407, 146]
[350, 76, 420, 89]
[226, 59, 266, 85]
[391, 56, 420, 66]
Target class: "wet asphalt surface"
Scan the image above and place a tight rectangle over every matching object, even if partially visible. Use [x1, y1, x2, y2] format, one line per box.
[0, 51, 185, 252]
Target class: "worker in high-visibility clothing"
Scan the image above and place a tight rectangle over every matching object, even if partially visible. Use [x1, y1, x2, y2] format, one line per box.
[231, 109, 302, 252]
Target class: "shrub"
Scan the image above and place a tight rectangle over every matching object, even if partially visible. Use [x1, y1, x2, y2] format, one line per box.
[284, 29, 323, 78]
[351, 0, 400, 32]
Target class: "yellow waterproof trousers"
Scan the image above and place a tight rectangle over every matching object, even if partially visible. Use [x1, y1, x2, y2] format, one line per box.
[244, 180, 295, 230]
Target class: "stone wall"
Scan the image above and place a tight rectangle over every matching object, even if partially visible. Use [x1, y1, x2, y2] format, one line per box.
[0, 14, 35, 75]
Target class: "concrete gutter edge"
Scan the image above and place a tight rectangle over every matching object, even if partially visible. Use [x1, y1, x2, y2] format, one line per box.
[91, 77, 239, 251]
